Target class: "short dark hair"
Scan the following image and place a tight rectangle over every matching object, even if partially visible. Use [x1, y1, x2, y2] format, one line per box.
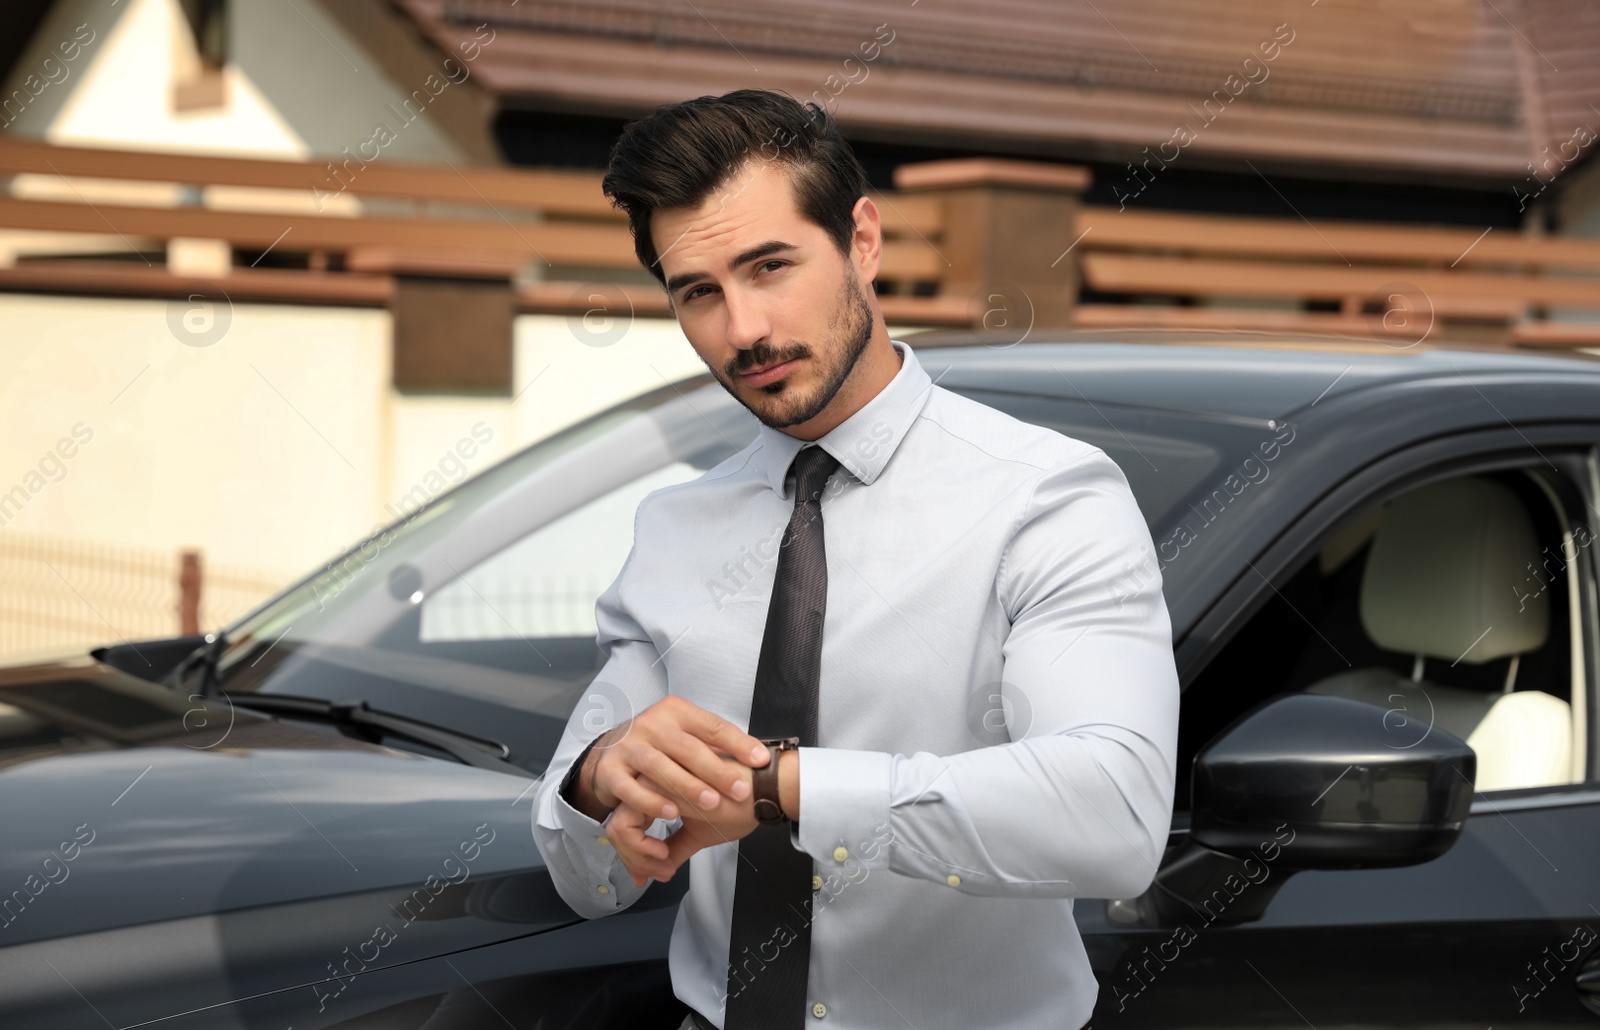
[600, 89, 871, 290]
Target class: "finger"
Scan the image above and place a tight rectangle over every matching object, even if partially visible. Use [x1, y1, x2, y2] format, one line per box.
[620, 831, 670, 864]
[610, 798, 671, 855]
[620, 842, 675, 883]
[608, 804, 670, 859]
[682, 704, 771, 768]
[600, 756, 682, 821]
[608, 808, 677, 882]
[648, 733, 756, 814]
[630, 743, 736, 819]
[616, 813, 683, 886]
[594, 744, 677, 817]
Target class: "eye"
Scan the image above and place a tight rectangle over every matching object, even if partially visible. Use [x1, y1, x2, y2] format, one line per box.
[681, 261, 785, 303]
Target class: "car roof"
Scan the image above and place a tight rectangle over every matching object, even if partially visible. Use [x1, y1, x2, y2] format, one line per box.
[903, 329, 1600, 424]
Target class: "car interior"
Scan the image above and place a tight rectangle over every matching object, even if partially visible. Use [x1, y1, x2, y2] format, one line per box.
[1303, 475, 1572, 791]
[1176, 465, 1589, 808]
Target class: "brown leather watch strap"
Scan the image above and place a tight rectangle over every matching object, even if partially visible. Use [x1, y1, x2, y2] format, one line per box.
[753, 736, 798, 825]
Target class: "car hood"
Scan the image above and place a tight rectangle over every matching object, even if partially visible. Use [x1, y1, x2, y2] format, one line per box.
[0, 654, 607, 1007]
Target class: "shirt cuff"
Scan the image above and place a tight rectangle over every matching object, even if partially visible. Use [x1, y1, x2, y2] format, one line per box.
[550, 778, 683, 857]
[547, 778, 628, 890]
[547, 737, 616, 864]
[794, 747, 892, 872]
[536, 778, 683, 908]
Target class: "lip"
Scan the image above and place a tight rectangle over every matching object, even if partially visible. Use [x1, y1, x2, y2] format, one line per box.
[739, 358, 799, 387]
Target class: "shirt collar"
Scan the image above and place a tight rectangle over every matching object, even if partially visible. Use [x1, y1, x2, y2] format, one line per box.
[753, 338, 933, 498]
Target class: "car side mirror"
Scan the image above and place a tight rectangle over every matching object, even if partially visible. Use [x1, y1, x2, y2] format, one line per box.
[1119, 692, 1475, 928]
[1193, 691, 1476, 867]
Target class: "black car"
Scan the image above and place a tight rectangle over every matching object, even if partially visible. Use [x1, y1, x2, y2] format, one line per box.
[2, 333, 1597, 1029]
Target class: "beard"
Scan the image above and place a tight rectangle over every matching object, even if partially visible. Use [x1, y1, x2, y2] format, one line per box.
[711, 267, 876, 430]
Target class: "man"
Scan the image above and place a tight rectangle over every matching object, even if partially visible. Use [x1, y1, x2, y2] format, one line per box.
[531, 89, 1178, 1030]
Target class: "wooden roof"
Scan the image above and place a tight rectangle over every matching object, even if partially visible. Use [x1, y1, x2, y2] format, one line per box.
[394, 0, 1599, 183]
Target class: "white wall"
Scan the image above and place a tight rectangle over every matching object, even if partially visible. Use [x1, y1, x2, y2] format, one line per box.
[0, 294, 389, 577]
[0, 294, 712, 580]
[4, 0, 302, 156]
[2, 0, 469, 164]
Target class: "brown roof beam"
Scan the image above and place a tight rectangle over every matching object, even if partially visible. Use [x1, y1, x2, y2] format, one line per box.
[0, 195, 616, 262]
[0, 135, 615, 217]
[1078, 206, 1600, 270]
[1083, 252, 1600, 307]
[0, 137, 945, 238]
[0, 261, 392, 306]
[0, 259, 974, 325]
[0, 196, 948, 279]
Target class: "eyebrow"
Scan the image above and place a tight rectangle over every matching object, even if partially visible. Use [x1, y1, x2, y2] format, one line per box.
[664, 240, 798, 297]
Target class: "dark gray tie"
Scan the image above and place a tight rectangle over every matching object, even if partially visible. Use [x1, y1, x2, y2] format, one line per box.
[723, 444, 841, 1029]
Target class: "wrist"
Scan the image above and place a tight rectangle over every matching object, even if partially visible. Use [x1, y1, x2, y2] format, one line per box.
[588, 730, 617, 810]
[561, 728, 617, 821]
[778, 747, 800, 823]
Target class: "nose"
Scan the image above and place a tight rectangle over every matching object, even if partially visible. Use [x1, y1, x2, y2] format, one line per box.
[722, 284, 772, 357]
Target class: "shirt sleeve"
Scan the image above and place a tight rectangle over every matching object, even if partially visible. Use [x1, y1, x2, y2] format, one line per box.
[532, 538, 683, 919]
[792, 448, 1180, 901]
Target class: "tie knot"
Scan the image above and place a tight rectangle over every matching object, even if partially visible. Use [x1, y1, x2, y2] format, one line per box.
[790, 445, 841, 505]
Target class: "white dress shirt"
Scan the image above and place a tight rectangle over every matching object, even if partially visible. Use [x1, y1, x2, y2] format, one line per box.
[532, 337, 1179, 1029]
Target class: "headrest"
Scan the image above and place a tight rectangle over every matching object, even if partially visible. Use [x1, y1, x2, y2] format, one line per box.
[1359, 476, 1549, 663]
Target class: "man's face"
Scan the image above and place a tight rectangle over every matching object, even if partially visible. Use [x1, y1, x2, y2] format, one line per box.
[652, 157, 881, 432]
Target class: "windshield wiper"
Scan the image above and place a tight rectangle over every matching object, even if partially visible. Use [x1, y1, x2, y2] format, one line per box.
[223, 692, 526, 776]
[171, 631, 230, 699]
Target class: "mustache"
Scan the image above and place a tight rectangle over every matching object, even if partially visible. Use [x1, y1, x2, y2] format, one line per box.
[729, 344, 809, 375]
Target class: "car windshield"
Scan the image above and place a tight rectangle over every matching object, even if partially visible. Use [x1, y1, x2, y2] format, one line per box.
[207, 370, 1261, 775]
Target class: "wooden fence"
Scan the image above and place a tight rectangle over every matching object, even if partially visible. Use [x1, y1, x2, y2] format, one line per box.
[0, 530, 290, 661]
[1, 136, 1598, 357]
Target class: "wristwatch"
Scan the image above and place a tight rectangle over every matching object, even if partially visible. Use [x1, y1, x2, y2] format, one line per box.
[752, 736, 799, 826]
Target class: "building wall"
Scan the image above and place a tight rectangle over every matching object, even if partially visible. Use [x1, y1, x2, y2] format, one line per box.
[0, 283, 933, 663]
[1, 0, 470, 163]
[0, 293, 713, 576]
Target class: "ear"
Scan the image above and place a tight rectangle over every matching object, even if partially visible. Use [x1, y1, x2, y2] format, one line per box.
[850, 194, 883, 285]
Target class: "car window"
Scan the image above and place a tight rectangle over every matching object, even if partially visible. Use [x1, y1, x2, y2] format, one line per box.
[1174, 464, 1590, 810]
[419, 461, 703, 642]
[213, 379, 757, 775]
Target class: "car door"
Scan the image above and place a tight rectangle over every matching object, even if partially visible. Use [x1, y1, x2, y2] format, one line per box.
[1083, 434, 1600, 1029]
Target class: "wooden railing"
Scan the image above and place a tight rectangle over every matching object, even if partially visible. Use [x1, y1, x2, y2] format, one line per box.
[1069, 205, 1600, 347]
[3, 135, 1599, 348]
[0, 134, 961, 324]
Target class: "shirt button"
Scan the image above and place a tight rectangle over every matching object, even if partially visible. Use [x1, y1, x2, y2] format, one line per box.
[596, 884, 610, 894]
[812, 1002, 827, 1018]
[597, 835, 610, 846]
[832, 846, 849, 862]
[812, 875, 823, 891]
[946, 874, 961, 887]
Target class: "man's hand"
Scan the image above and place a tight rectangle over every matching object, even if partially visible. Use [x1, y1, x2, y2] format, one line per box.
[608, 786, 756, 887]
[576, 694, 769, 826]
[609, 748, 799, 886]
